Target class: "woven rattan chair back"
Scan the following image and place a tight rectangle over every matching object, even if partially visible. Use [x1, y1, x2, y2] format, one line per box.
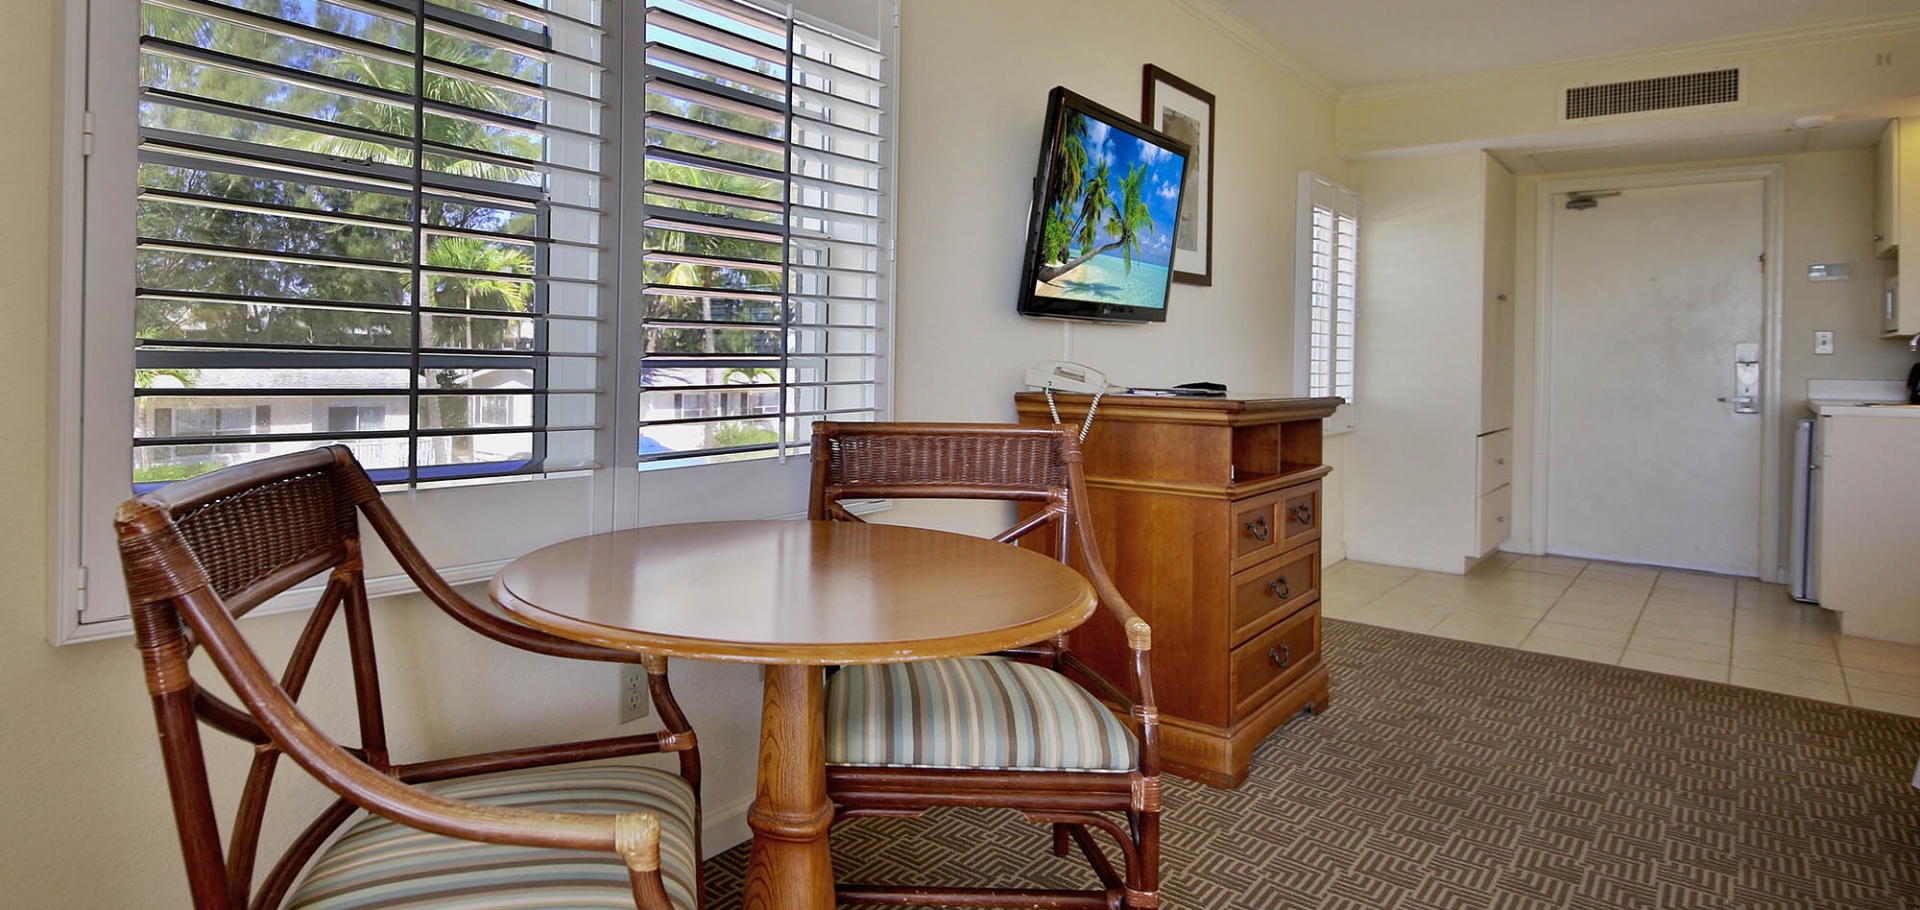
[807, 422, 1077, 558]
[116, 445, 701, 910]
[124, 449, 371, 616]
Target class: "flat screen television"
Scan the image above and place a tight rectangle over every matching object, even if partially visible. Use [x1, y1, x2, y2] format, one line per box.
[1017, 87, 1192, 323]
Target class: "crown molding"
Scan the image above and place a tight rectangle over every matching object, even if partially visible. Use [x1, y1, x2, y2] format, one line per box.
[1164, 0, 1339, 99]
[1342, 11, 1920, 103]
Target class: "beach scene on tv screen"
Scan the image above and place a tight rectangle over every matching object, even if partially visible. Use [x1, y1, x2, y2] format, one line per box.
[1032, 109, 1186, 310]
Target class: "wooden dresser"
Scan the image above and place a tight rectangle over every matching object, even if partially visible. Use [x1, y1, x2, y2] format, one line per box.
[1015, 392, 1342, 788]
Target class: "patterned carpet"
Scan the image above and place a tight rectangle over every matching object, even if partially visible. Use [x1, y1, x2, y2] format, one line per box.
[703, 620, 1920, 909]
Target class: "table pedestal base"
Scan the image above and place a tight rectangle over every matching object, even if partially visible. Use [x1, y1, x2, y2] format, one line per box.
[743, 664, 836, 910]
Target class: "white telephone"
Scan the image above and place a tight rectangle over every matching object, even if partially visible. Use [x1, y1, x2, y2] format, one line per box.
[1024, 360, 1111, 394]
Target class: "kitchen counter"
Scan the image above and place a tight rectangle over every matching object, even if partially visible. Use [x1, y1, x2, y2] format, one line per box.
[1809, 400, 1920, 416]
[1806, 378, 1916, 416]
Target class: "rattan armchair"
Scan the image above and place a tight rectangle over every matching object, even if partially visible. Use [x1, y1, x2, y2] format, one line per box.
[114, 445, 703, 910]
[809, 422, 1163, 909]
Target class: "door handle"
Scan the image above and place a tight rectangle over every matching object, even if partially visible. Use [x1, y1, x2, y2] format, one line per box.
[1726, 342, 1760, 414]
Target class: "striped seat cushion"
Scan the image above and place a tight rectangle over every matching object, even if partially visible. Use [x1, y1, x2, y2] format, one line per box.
[826, 656, 1137, 772]
[287, 764, 697, 910]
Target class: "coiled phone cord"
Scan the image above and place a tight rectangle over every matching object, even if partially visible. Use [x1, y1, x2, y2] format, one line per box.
[1043, 385, 1107, 443]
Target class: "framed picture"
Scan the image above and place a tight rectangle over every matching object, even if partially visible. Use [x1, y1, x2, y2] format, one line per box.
[1142, 65, 1215, 286]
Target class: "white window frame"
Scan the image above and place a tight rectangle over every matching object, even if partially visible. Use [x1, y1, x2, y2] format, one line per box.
[1292, 171, 1358, 435]
[47, 0, 898, 645]
[609, 0, 898, 534]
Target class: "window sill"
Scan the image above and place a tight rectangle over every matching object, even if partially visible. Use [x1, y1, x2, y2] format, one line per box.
[58, 471, 607, 646]
[56, 555, 514, 647]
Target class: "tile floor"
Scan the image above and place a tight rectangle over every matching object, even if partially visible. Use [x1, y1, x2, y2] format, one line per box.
[1323, 553, 1920, 717]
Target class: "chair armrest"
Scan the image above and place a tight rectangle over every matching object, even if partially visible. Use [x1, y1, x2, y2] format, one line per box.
[179, 587, 664, 861]
[358, 501, 649, 665]
[1063, 451, 1162, 780]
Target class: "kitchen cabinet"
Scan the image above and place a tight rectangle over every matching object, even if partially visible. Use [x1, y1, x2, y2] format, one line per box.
[1876, 119, 1900, 258]
[1875, 119, 1919, 336]
[1814, 408, 1920, 645]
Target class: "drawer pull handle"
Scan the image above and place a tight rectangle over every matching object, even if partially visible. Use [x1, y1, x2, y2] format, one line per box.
[1268, 644, 1291, 669]
[1290, 504, 1314, 526]
[1268, 577, 1291, 600]
[1245, 516, 1270, 541]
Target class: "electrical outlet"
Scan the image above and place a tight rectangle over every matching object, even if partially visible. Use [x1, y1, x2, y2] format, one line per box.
[618, 664, 651, 725]
[1814, 331, 1834, 355]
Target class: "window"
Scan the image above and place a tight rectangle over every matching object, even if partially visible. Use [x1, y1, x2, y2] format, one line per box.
[1294, 172, 1358, 433]
[475, 394, 515, 426]
[327, 406, 388, 435]
[636, 0, 889, 466]
[57, 0, 896, 641]
[121, 0, 606, 488]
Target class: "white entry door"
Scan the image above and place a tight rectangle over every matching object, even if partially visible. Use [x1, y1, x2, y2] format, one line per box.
[1546, 179, 1765, 575]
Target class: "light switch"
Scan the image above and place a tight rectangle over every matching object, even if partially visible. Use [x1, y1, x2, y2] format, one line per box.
[1814, 331, 1834, 355]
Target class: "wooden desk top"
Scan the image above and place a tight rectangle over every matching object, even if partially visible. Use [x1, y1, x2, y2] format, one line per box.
[491, 520, 1097, 665]
[1014, 392, 1343, 426]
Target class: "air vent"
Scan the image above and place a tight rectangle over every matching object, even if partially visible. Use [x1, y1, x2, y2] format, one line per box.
[1563, 68, 1742, 122]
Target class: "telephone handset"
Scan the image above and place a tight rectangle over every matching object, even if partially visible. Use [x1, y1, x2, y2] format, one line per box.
[1024, 360, 1112, 394]
[1026, 361, 1112, 443]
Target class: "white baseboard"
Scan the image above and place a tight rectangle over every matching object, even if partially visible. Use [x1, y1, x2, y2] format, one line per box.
[702, 793, 757, 859]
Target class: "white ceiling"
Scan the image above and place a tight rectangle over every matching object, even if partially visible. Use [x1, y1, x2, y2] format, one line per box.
[1209, 0, 1920, 89]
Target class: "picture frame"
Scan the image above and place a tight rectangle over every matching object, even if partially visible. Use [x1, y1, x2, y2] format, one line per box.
[1142, 65, 1215, 286]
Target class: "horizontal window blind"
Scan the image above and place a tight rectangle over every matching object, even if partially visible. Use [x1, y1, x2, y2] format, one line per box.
[1305, 175, 1357, 406]
[638, 0, 887, 466]
[130, 0, 605, 488]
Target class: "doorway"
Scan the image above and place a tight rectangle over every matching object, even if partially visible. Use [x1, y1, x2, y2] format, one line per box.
[1535, 170, 1782, 578]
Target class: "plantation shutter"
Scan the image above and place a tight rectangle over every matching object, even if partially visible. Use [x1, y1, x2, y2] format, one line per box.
[1305, 175, 1357, 407]
[638, 0, 888, 465]
[130, 0, 606, 487]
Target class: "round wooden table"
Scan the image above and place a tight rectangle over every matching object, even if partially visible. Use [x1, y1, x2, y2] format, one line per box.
[490, 520, 1097, 910]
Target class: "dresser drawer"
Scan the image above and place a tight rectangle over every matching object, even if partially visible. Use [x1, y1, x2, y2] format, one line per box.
[1230, 492, 1283, 570]
[1478, 429, 1512, 495]
[1228, 480, 1322, 574]
[1231, 603, 1320, 719]
[1278, 481, 1321, 551]
[1230, 543, 1319, 646]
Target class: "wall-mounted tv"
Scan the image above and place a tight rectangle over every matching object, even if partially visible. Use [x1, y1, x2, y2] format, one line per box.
[1017, 87, 1191, 324]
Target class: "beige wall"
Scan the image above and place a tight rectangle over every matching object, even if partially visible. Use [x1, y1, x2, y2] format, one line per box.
[1319, 434, 1348, 565]
[1508, 148, 1912, 575]
[884, 0, 1344, 535]
[1, 1, 1345, 906]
